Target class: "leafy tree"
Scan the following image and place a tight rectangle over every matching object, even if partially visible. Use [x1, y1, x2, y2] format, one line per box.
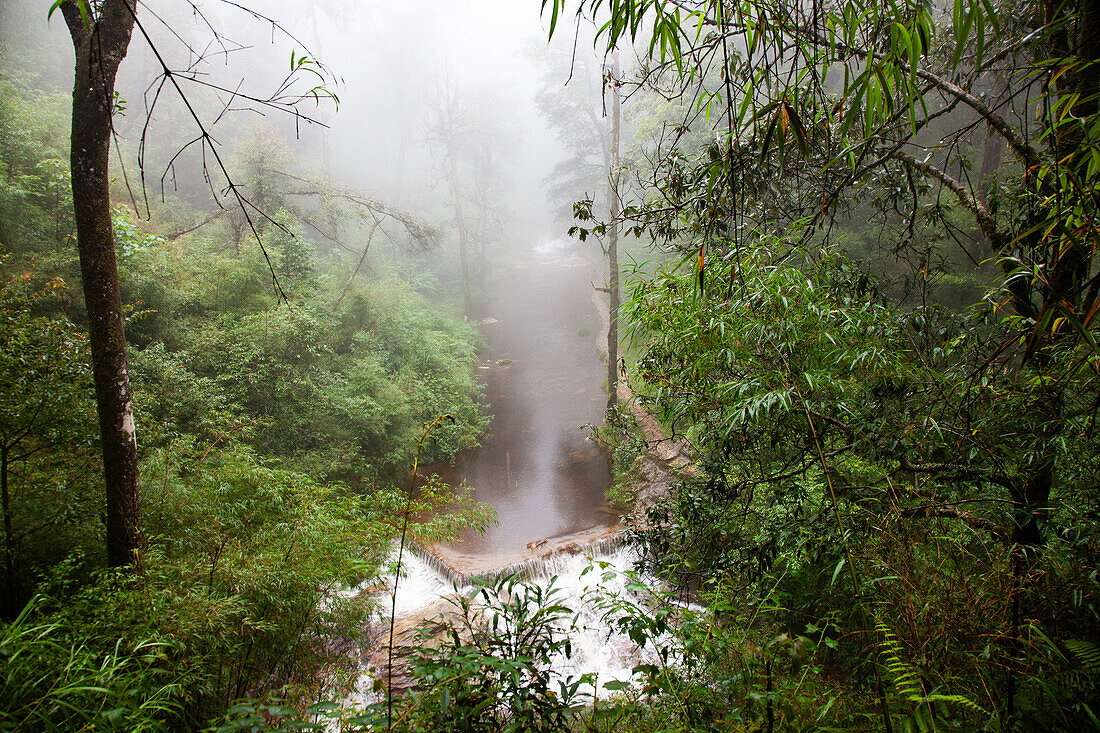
[424, 79, 515, 318]
[542, 0, 1100, 724]
[0, 76, 72, 258]
[120, 225, 487, 485]
[0, 263, 96, 613]
[534, 40, 612, 227]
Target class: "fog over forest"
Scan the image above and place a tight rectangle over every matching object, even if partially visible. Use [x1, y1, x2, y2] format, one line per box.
[4, 0, 584, 240]
[2, 0, 1100, 730]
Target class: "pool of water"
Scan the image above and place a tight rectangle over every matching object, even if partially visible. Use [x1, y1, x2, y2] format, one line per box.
[433, 236, 614, 554]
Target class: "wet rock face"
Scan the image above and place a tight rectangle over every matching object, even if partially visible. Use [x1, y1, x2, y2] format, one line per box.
[611, 378, 698, 529]
[629, 455, 678, 529]
[362, 598, 457, 696]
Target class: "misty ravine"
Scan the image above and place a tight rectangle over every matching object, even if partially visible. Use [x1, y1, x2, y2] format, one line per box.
[352, 235, 665, 704]
[436, 236, 614, 559]
[4, 0, 1100, 730]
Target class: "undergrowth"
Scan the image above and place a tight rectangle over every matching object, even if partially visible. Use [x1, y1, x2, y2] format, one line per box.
[593, 406, 646, 513]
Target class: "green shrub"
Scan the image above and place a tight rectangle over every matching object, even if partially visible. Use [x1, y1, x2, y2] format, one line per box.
[6, 443, 490, 730]
[395, 574, 586, 733]
[594, 408, 646, 512]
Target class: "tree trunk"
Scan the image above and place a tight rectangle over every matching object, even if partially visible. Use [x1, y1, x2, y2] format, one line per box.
[999, 4, 1100, 717]
[606, 52, 621, 411]
[2, 445, 14, 610]
[457, 224, 472, 318]
[447, 154, 473, 319]
[1011, 383, 1060, 549]
[61, 0, 142, 568]
[1012, 0, 1100, 548]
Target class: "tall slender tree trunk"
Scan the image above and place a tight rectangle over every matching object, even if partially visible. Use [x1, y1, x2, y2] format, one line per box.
[1000, 3, 1100, 720]
[1009, 0, 1100, 553]
[2, 445, 14, 609]
[60, 0, 142, 568]
[447, 153, 472, 319]
[606, 52, 621, 411]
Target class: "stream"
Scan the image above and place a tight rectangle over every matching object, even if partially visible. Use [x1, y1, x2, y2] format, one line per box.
[435, 235, 615, 560]
[346, 237, 661, 708]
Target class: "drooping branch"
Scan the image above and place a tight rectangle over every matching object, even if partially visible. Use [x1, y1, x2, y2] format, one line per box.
[890, 148, 1040, 320]
[124, 3, 294, 301]
[898, 455, 1018, 494]
[163, 211, 225, 241]
[910, 67, 1044, 171]
[333, 214, 381, 311]
[272, 170, 439, 250]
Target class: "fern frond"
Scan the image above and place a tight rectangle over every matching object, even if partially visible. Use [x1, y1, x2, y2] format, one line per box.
[925, 692, 988, 715]
[874, 616, 990, 718]
[1065, 639, 1100, 673]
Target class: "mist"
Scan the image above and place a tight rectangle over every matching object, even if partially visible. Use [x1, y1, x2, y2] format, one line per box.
[3, 0, 608, 240]
[1, 0, 623, 556]
[6, 0, 1099, 728]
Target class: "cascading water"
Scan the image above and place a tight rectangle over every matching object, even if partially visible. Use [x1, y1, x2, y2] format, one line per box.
[345, 540, 669, 709]
[534, 545, 662, 688]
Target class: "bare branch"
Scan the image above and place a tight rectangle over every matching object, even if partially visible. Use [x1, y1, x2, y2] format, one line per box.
[333, 214, 382, 311]
[910, 68, 1043, 171]
[273, 170, 439, 250]
[898, 455, 1018, 493]
[163, 211, 225, 241]
[898, 503, 1002, 534]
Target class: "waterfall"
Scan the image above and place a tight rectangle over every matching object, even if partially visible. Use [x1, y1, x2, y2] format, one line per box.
[404, 541, 472, 587]
[346, 531, 668, 711]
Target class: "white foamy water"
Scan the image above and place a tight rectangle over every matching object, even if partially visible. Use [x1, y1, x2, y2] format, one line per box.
[383, 549, 465, 616]
[343, 541, 691, 713]
[524, 547, 658, 689]
[334, 548, 460, 612]
[531, 235, 590, 268]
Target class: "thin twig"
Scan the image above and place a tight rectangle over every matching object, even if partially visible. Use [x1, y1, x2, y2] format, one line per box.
[388, 413, 455, 730]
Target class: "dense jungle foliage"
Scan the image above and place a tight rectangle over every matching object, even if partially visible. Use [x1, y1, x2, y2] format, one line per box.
[0, 65, 493, 729]
[5, 0, 1100, 729]
[537, 0, 1100, 729]
[215, 0, 1100, 726]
